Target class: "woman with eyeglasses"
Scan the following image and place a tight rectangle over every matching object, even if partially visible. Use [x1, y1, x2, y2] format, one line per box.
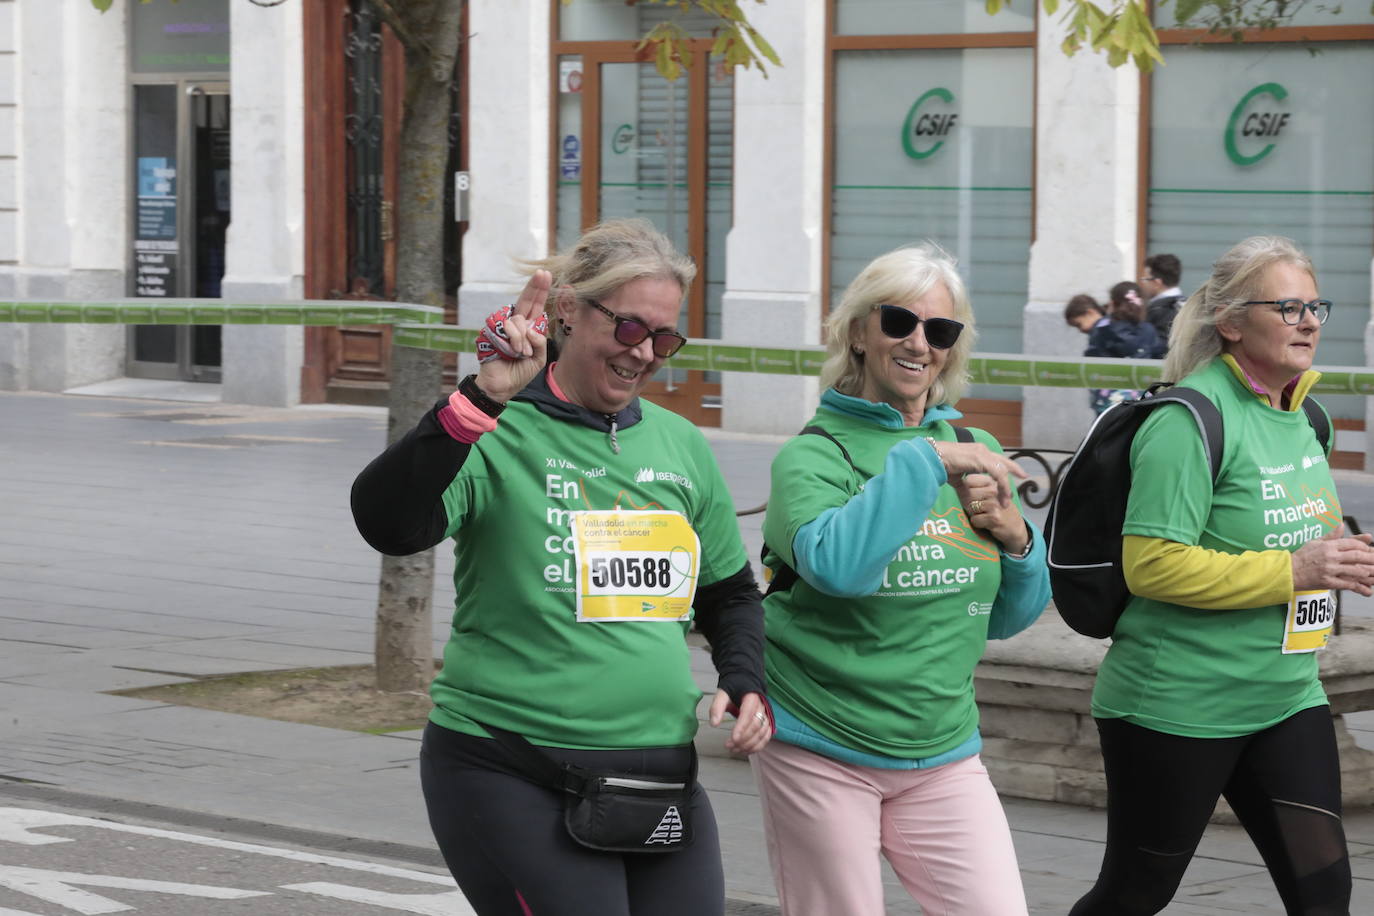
[1070, 236, 1374, 916]
[752, 244, 1050, 915]
[351, 218, 770, 916]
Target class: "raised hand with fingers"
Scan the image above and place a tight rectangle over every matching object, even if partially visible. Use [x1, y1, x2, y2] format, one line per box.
[474, 269, 553, 404]
[928, 440, 1028, 510]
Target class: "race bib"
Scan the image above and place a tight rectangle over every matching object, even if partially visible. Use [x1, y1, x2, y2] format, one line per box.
[571, 510, 700, 622]
[1282, 589, 1335, 654]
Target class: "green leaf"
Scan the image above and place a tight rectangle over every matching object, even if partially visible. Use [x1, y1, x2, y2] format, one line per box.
[985, 0, 1004, 14]
[1043, 0, 1060, 16]
[744, 24, 781, 66]
[91, 0, 114, 10]
[1173, 0, 1205, 25]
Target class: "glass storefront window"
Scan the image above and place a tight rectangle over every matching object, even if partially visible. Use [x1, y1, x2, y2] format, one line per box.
[1148, 42, 1374, 421]
[555, 55, 583, 252]
[831, 48, 1034, 354]
[131, 0, 229, 74]
[836, 0, 1034, 36]
[1155, 3, 1374, 28]
[559, 0, 724, 41]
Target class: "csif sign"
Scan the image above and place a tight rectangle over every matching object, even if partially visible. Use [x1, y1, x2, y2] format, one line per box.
[902, 88, 958, 160]
[1225, 82, 1290, 166]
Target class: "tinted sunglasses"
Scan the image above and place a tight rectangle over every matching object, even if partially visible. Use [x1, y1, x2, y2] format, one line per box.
[876, 305, 964, 350]
[588, 300, 688, 358]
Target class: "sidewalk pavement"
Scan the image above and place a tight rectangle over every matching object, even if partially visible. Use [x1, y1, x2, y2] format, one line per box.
[2, 385, 1374, 914]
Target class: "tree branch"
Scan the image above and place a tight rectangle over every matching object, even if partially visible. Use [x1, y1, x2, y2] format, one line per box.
[370, 0, 433, 61]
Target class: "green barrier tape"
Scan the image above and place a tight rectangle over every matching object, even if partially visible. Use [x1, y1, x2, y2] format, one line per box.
[0, 300, 445, 326]
[6, 302, 1374, 395]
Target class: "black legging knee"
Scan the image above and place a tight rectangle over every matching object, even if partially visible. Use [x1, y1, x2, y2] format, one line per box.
[1069, 706, 1350, 916]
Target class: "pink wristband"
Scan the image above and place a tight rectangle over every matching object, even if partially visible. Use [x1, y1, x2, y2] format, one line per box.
[440, 390, 499, 443]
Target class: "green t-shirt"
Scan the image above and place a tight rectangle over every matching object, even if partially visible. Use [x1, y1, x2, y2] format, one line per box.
[428, 399, 748, 749]
[1093, 358, 1338, 737]
[763, 411, 1008, 759]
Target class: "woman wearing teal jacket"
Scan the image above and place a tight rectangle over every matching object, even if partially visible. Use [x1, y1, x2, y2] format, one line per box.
[753, 244, 1051, 915]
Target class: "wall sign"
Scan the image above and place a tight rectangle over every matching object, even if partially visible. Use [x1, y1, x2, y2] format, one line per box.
[1225, 82, 1290, 167]
[901, 87, 958, 161]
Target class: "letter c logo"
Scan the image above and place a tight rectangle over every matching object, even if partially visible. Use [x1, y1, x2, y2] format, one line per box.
[1225, 82, 1287, 166]
[902, 87, 955, 160]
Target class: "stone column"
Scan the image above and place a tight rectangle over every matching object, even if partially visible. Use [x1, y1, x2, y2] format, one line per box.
[457, 0, 551, 382]
[718, 1, 825, 435]
[1022, 12, 1141, 449]
[219, 0, 306, 406]
[0, 0, 125, 391]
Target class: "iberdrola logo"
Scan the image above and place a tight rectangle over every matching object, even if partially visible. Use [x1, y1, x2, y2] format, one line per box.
[635, 467, 656, 484]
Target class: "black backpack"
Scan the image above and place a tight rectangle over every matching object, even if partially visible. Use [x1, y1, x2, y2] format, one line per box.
[1044, 385, 1331, 638]
[763, 424, 975, 596]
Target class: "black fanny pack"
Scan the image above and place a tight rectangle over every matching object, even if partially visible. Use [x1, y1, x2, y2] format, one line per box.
[478, 721, 696, 854]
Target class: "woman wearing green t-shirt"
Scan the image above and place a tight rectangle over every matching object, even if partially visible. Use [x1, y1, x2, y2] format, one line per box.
[352, 219, 771, 916]
[1071, 236, 1374, 916]
[753, 244, 1050, 915]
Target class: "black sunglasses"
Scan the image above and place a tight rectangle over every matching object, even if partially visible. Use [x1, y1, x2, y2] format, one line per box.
[1242, 298, 1332, 326]
[587, 300, 688, 358]
[876, 305, 964, 350]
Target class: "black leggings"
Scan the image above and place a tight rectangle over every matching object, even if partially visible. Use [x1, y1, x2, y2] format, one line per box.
[1070, 706, 1350, 916]
[419, 722, 724, 916]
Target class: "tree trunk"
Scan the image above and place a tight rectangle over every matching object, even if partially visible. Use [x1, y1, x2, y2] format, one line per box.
[374, 0, 464, 693]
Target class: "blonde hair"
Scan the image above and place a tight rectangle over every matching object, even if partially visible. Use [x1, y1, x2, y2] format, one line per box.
[1161, 236, 1315, 383]
[521, 219, 696, 349]
[819, 243, 977, 406]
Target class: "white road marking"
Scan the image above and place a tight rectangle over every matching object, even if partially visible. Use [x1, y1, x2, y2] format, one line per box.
[0, 807, 476, 914]
[0, 866, 269, 915]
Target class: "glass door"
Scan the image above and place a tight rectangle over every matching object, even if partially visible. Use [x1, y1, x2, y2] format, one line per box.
[571, 48, 731, 425]
[129, 80, 230, 382]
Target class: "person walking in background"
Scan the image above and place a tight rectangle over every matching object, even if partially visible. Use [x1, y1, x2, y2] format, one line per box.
[1070, 236, 1374, 916]
[351, 218, 771, 916]
[753, 244, 1049, 916]
[1065, 285, 1160, 415]
[1097, 281, 1163, 360]
[1140, 252, 1185, 344]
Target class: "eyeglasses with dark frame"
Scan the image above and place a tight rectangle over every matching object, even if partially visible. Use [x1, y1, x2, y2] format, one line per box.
[874, 305, 964, 350]
[586, 300, 689, 358]
[1242, 298, 1333, 326]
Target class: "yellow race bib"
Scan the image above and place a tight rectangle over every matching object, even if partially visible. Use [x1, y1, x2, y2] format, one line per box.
[571, 510, 700, 622]
[1282, 589, 1334, 654]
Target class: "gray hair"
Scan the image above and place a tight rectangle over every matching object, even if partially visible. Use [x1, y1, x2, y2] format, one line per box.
[522, 218, 696, 348]
[1161, 236, 1316, 383]
[819, 243, 977, 406]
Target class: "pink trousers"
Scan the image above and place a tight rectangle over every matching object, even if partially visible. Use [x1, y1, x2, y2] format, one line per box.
[753, 741, 1028, 915]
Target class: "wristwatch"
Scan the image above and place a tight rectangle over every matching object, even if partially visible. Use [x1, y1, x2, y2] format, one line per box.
[459, 374, 506, 418]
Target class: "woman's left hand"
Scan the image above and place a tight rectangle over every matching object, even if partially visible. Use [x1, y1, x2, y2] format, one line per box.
[955, 473, 1029, 554]
[709, 690, 771, 755]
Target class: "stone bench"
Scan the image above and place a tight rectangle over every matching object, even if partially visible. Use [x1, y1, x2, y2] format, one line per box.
[976, 608, 1374, 814]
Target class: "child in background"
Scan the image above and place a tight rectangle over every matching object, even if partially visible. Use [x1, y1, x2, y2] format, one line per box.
[1064, 288, 1158, 415]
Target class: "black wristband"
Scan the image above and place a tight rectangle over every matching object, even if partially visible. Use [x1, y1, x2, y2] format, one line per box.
[459, 374, 506, 418]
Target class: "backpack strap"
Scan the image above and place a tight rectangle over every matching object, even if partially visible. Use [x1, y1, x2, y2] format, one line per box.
[1148, 387, 1225, 483]
[1150, 386, 1330, 481]
[1300, 397, 1332, 455]
[762, 425, 856, 597]
[763, 422, 973, 597]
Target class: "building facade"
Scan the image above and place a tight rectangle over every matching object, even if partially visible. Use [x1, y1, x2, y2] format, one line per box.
[1, 0, 1371, 461]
